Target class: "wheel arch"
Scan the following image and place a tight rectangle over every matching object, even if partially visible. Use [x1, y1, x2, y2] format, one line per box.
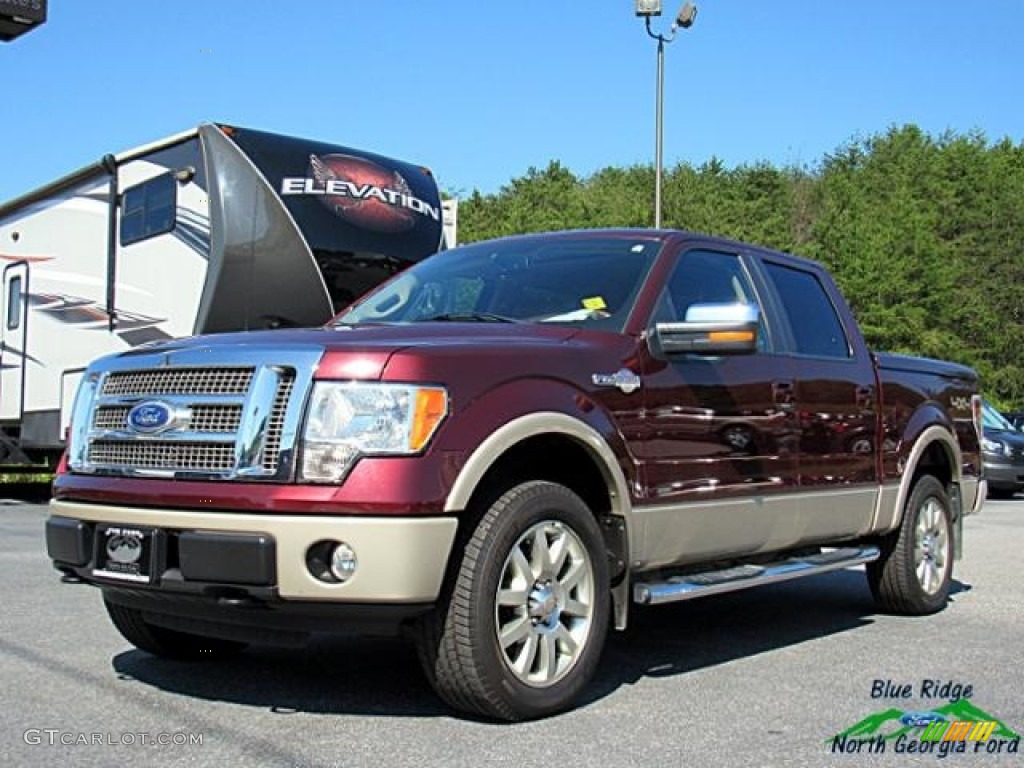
[444, 412, 634, 629]
[886, 424, 963, 533]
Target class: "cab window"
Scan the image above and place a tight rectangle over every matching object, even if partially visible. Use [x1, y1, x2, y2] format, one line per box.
[651, 249, 767, 350]
[763, 262, 851, 358]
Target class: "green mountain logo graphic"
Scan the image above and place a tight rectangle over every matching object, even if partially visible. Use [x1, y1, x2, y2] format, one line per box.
[830, 699, 1021, 743]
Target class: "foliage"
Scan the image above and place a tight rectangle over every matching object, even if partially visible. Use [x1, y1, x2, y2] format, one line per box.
[0, 472, 53, 484]
[456, 125, 1024, 408]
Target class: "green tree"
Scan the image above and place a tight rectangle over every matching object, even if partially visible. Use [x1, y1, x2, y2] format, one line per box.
[457, 125, 1024, 405]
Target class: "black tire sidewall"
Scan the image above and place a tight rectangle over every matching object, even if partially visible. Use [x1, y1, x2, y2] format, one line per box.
[902, 475, 954, 613]
[464, 482, 610, 719]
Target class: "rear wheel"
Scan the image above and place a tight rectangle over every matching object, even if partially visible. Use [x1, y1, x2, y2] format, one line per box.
[867, 475, 953, 615]
[104, 599, 248, 660]
[416, 481, 609, 721]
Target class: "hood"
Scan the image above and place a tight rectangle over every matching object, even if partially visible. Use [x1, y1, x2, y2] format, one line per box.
[109, 322, 585, 380]
[985, 425, 1024, 446]
[122, 322, 580, 353]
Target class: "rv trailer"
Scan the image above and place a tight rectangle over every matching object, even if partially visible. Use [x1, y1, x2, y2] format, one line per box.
[0, 123, 445, 465]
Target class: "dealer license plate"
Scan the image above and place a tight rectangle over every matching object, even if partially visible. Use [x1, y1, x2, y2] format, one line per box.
[93, 525, 155, 583]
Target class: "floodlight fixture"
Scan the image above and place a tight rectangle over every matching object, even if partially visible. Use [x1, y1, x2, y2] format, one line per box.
[674, 2, 697, 29]
[635, 0, 662, 18]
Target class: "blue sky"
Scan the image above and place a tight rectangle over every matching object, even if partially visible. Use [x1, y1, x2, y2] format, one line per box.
[2, 1, 1023, 203]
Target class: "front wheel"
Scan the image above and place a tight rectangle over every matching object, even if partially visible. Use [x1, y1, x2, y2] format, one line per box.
[416, 481, 610, 721]
[867, 475, 954, 615]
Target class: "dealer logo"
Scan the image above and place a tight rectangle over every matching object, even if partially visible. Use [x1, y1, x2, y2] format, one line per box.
[829, 679, 1020, 758]
[106, 532, 143, 565]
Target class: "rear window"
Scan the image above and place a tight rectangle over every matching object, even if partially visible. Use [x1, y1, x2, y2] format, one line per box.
[763, 262, 851, 358]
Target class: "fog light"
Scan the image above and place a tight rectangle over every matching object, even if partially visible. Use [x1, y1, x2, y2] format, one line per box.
[330, 542, 358, 582]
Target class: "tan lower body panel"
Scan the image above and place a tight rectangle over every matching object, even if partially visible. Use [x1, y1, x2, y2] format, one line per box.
[631, 487, 879, 570]
[50, 499, 457, 603]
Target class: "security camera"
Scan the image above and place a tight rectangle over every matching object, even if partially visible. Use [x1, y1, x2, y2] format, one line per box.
[675, 1, 698, 28]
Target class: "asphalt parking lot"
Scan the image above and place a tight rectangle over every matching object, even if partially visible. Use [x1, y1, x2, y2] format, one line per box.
[1, 493, 1021, 768]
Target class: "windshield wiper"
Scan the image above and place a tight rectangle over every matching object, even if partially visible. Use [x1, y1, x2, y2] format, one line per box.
[421, 312, 521, 323]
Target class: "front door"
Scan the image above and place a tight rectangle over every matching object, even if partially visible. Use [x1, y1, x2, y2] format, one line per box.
[1, 261, 29, 421]
[634, 248, 801, 569]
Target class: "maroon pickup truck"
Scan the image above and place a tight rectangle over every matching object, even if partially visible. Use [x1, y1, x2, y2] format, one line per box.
[46, 229, 985, 721]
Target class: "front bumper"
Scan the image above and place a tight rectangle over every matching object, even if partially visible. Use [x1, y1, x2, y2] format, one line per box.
[981, 458, 1024, 491]
[973, 478, 988, 513]
[47, 499, 458, 603]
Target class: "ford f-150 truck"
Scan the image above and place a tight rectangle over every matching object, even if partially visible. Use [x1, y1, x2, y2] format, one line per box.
[46, 229, 985, 721]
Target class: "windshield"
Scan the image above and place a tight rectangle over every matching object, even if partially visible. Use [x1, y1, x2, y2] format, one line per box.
[982, 401, 1015, 431]
[335, 235, 662, 332]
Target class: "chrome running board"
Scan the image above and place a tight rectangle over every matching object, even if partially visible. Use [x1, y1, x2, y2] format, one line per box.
[633, 545, 880, 605]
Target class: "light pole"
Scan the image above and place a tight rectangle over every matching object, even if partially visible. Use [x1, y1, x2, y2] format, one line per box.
[636, 0, 697, 229]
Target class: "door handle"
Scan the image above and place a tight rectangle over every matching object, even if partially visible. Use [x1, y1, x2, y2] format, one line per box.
[855, 385, 874, 409]
[773, 380, 795, 410]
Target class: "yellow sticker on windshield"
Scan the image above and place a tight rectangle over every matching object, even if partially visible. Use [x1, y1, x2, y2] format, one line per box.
[582, 296, 607, 311]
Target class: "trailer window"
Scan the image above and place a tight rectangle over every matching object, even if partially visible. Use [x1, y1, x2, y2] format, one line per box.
[6, 276, 21, 330]
[120, 173, 177, 246]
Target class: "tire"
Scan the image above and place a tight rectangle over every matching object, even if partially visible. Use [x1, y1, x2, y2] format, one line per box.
[416, 481, 610, 721]
[104, 599, 248, 660]
[867, 475, 953, 615]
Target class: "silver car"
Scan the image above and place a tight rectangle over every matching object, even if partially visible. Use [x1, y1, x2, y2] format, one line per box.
[981, 401, 1024, 498]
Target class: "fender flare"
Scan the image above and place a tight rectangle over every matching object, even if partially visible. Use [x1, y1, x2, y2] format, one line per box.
[443, 411, 635, 630]
[879, 424, 963, 533]
[444, 411, 633, 518]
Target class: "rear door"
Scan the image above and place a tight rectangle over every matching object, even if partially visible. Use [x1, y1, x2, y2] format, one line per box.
[757, 257, 879, 539]
[0, 261, 29, 420]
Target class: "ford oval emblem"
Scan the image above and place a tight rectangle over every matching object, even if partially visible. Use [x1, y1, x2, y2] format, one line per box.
[127, 401, 174, 433]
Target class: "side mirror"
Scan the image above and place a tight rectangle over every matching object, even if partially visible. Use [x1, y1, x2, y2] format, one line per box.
[653, 302, 759, 356]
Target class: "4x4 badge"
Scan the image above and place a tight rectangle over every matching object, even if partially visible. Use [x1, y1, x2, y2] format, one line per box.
[592, 369, 641, 394]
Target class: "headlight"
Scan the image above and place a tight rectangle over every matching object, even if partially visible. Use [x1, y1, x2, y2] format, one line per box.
[981, 437, 1008, 456]
[299, 382, 448, 483]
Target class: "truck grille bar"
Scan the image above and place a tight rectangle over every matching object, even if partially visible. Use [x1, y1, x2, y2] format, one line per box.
[102, 367, 254, 396]
[88, 440, 237, 472]
[93, 404, 245, 433]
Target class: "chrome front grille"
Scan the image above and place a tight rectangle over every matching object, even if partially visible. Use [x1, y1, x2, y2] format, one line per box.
[93, 406, 130, 431]
[88, 440, 236, 472]
[92, 404, 245, 433]
[69, 348, 322, 481]
[102, 367, 254, 396]
[190, 404, 245, 433]
[263, 375, 295, 472]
